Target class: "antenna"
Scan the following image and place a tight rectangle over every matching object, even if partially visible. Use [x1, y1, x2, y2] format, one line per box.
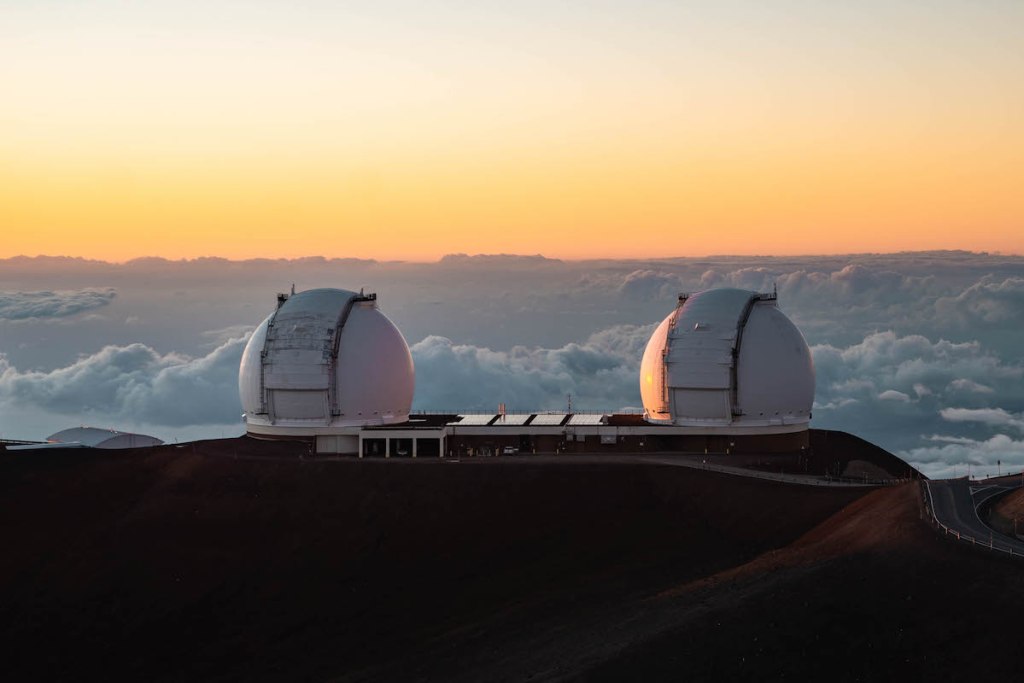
[567, 393, 573, 412]
[291, 283, 296, 295]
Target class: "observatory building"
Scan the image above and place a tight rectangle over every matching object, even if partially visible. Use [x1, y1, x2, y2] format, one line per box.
[239, 287, 415, 453]
[240, 287, 813, 456]
[45, 427, 164, 449]
[6, 427, 164, 450]
[639, 288, 814, 432]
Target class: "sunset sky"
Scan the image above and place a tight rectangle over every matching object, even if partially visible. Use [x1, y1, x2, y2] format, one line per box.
[2, 0, 1022, 260]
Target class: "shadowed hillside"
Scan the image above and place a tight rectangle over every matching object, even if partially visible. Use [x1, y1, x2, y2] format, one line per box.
[585, 483, 1024, 681]
[0, 440, 1017, 681]
[808, 429, 923, 480]
[988, 485, 1024, 537]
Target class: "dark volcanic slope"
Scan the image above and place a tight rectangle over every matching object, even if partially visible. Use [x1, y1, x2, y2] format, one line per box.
[2, 442, 860, 682]
[988, 485, 1024, 536]
[808, 429, 923, 479]
[1, 441, 1019, 681]
[584, 484, 1024, 682]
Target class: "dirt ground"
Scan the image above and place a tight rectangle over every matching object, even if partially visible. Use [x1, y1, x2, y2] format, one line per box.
[989, 485, 1024, 536]
[1, 439, 1019, 681]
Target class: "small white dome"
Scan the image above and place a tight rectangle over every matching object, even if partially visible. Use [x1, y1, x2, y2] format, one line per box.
[239, 288, 414, 435]
[640, 288, 814, 431]
[47, 427, 163, 449]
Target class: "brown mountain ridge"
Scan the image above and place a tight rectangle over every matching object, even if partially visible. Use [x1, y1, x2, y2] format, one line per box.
[1, 436, 1019, 681]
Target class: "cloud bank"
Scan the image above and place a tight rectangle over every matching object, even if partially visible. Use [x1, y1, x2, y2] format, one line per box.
[410, 324, 652, 413]
[809, 330, 1024, 476]
[0, 288, 116, 320]
[1, 252, 1022, 477]
[0, 336, 247, 427]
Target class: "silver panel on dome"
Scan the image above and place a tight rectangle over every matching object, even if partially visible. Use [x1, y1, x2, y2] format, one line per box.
[259, 289, 381, 419]
[663, 289, 764, 423]
[671, 389, 731, 420]
[270, 390, 328, 420]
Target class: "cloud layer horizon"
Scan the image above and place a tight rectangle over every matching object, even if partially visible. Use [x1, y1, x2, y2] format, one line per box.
[1, 251, 1021, 478]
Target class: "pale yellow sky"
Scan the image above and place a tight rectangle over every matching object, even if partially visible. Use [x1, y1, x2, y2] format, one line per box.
[2, 1, 1022, 260]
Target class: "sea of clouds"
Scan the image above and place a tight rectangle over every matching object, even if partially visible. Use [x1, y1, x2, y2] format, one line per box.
[1, 251, 1021, 478]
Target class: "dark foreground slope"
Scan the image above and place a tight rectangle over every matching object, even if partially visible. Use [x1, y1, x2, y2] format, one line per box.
[808, 429, 922, 480]
[0, 440, 1018, 681]
[586, 484, 1024, 682]
[988, 484, 1024, 536]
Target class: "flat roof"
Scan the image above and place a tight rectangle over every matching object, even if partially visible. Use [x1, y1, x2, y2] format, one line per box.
[364, 412, 658, 430]
[493, 414, 532, 426]
[449, 414, 499, 426]
[363, 414, 457, 430]
[530, 414, 569, 426]
[567, 414, 607, 426]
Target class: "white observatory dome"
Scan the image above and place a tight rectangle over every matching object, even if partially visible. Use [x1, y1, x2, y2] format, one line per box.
[239, 288, 414, 437]
[639, 288, 814, 432]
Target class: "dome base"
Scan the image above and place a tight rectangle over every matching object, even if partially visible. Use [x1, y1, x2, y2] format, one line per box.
[244, 414, 410, 438]
[641, 417, 810, 435]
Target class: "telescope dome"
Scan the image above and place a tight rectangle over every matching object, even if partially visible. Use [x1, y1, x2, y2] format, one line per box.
[239, 287, 414, 437]
[639, 288, 814, 432]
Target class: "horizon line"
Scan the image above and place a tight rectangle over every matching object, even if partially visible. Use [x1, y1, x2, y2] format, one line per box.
[2, 248, 1020, 266]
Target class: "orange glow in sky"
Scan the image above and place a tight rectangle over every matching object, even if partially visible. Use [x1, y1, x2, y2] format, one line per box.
[2, 1, 1022, 261]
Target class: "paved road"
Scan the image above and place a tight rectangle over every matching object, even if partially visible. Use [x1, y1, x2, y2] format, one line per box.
[925, 478, 1024, 555]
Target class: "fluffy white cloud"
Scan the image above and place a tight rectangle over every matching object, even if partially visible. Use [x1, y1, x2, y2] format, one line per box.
[0, 288, 116, 320]
[811, 330, 1024, 476]
[813, 331, 1022, 404]
[935, 276, 1024, 326]
[617, 270, 683, 300]
[948, 378, 995, 394]
[683, 261, 1023, 353]
[410, 324, 653, 413]
[697, 263, 932, 307]
[940, 407, 1024, 433]
[903, 434, 1024, 479]
[912, 383, 933, 398]
[0, 335, 248, 426]
[878, 390, 911, 402]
